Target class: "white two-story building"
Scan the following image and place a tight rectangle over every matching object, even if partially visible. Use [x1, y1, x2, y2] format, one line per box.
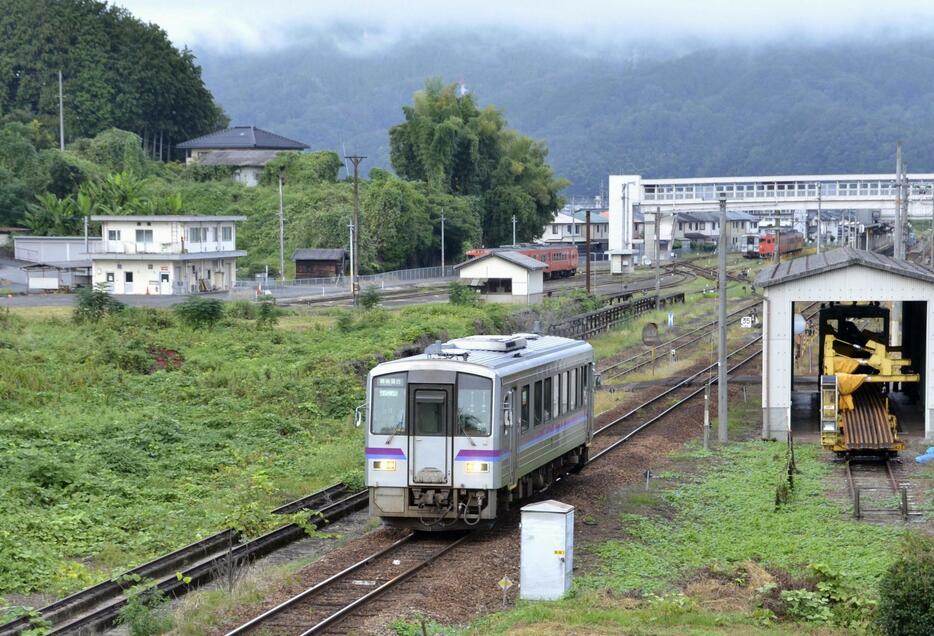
[90, 215, 247, 295]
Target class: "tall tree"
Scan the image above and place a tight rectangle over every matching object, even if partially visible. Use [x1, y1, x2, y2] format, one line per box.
[390, 79, 567, 246]
[0, 0, 227, 153]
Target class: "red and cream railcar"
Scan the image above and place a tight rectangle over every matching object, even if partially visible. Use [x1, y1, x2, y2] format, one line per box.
[465, 245, 578, 278]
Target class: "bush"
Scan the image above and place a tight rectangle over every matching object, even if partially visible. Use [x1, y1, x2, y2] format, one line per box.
[226, 300, 256, 320]
[73, 283, 124, 323]
[877, 535, 934, 635]
[256, 297, 279, 329]
[360, 286, 381, 310]
[334, 310, 355, 333]
[115, 576, 172, 636]
[174, 296, 224, 329]
[448, 280, 478, 306]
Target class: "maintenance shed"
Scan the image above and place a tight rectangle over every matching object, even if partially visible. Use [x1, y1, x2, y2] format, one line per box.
[455, 250, 546, 304]
[756, 247, 934, 441]
[293, 248, 346, 278]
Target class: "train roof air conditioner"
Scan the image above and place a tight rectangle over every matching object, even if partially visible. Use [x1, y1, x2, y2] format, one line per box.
[449, 335, 528, 352]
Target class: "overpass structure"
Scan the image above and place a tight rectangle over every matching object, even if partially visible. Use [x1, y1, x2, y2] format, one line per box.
[609, 172, 933, 273]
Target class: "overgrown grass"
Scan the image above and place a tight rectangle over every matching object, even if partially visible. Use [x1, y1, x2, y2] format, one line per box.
[461, 593, 846, 635]
[0, 302, 506, 596]
[580, 442, 902, 595]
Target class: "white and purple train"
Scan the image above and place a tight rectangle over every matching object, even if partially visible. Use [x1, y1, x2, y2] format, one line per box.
[361, 334, 594, 529]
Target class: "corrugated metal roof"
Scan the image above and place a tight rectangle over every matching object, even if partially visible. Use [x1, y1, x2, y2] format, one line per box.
[197, 149, 281, 166]
[91, 250, 247, 262]
[755, 246, 934, 288]
[177, 126, 308, 150]
[293, 248, 346, 261]
[91, 215, 246, 222]
[454, 250, 548, 271]
[677, 211, 758, 223]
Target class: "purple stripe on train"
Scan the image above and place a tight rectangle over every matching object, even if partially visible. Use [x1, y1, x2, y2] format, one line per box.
[365, 447, 406, 460]
[454, 449, 511, 461]
[519, 413, 587, 452]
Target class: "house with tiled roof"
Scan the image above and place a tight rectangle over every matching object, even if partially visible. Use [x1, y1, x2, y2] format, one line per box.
[177, 126, 309, 187]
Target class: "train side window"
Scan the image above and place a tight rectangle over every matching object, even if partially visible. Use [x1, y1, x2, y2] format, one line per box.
[552, 375, 559, 418]
[533, 380, 543, 427]
[520, 384, 530, 432]
[570, 369, 577, 410]
[560, 372, 568, 414]
[543, 377, 553, 421]
[581, 366, 588, 404]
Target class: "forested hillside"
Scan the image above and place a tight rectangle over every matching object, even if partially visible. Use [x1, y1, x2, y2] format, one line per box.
[0, 0, 225, 150]
[199, 36, 934, 194]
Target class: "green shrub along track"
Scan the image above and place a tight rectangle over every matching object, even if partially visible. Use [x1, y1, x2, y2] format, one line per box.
[0, 485, 368, 635]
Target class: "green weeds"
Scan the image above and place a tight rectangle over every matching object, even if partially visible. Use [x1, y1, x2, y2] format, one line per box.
[0, 302, 503, 595]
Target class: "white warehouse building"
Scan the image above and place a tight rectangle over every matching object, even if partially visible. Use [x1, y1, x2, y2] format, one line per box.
[90, 215, 246, 295]
[609, 172, 934, 273]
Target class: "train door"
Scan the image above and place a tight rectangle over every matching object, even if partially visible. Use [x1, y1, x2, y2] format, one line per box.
[408, 384, 453, 486]
[502, 387, 518, 486]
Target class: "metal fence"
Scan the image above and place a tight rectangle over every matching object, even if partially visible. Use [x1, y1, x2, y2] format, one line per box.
[234, 265, 456, 290]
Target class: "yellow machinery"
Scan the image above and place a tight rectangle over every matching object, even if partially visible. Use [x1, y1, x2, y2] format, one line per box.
[820, 334, 918, 455]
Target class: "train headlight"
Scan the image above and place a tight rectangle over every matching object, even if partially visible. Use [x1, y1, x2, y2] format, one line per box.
[372, 460, 396, 471]
[465, 461, 490, 473]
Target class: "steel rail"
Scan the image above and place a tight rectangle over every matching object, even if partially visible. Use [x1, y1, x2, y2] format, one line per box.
[591, 301, 821, 461]
[0, 483, 362, 636]
[595, 338, 762, 437]
[598, 300, 762, 380]
[224, 533, 416, 636]
[224, 533, 472, 636]
[299, 534, 471, 636]
[589, 347, 763, 463]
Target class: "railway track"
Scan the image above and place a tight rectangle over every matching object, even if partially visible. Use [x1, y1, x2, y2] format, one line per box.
[222, 306, 779, 635]
[597, 299, 761, 381]
[225, 532, 471, 636]
[845, 459, 921, 522]
[0, 485, 368, 636]
[590, 340, 764, 461]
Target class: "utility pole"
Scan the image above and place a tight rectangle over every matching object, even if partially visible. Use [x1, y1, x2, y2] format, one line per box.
[58, 70, 65, 151]
[440, 209, 446, 271]
[348, 221, 355, 295]
[83, 215, 88, 253]
[654, 207, 661, 310]
[895, 142, 904, 259]
[816, 183, 822, 254]
[585, 209, 592, 294]
[345, 154, 366, 305]
[717, 193, 729, 443]
[512, 215, 517, 245]
[277, 167, 286, 281]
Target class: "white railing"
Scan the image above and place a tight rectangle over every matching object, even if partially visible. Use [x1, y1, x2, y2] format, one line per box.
[234, 265, 457, 290]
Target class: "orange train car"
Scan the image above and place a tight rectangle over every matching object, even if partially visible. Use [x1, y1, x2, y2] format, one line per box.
[465, 245, 579, 279]
[747, 230, 804, 259]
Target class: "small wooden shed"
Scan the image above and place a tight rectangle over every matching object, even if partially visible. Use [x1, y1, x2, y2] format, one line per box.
[454, 250, 546, 305]
[293, 248, 347, 278]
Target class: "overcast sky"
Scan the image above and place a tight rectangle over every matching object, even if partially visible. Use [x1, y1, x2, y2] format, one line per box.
[116, 0, 934, 52]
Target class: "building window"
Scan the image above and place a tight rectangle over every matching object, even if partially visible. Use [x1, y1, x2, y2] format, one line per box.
[188, 227, 208, 243]
[222, 226, 232, 241]
[107, 229, 120, 241]
[105, 272, 114, 282]
[135, 229, 153, 243]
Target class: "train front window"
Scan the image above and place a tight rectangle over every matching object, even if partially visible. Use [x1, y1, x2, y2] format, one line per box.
[414, 390, 446, 436]
[371, 373, 407, 435]
[456, 374, 492, 436]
